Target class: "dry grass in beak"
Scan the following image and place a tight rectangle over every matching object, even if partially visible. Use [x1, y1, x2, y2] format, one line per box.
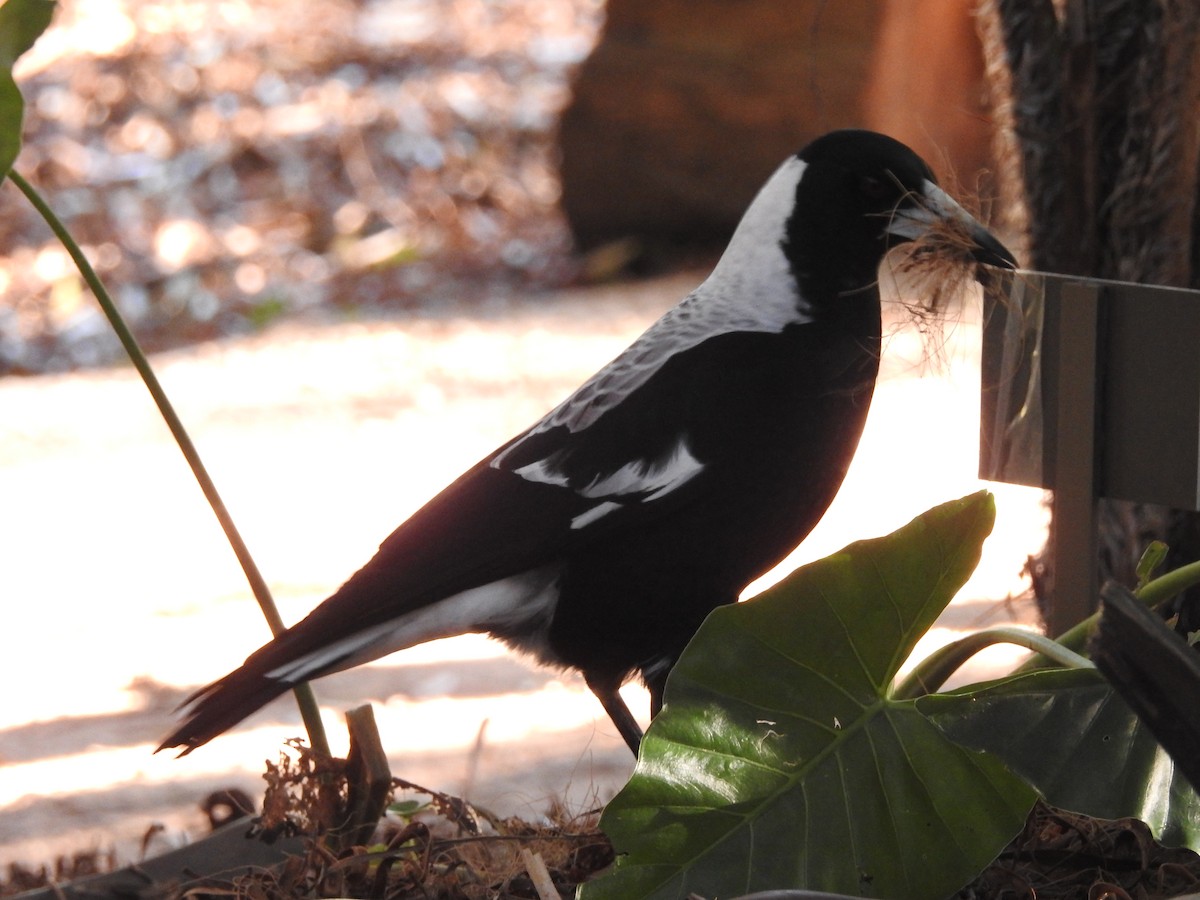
[881, 208, 1002, 372]
[892, 209, 994, 314]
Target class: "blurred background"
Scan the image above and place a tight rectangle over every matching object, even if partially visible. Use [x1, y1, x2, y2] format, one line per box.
[2, 0, 1001, 374]
[0, 0, 1050, 875]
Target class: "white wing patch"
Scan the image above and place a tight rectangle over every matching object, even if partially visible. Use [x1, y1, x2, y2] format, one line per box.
[512, 434, 704, 531]
[571, 501, 621, 530]
[515, 431, 700, 491]
[576, 435, 703, 500]
[491, 157, 812, 476]
[511, 456, 571, 489]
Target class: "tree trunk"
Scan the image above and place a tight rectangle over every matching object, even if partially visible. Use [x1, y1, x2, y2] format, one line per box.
[977, 0, 1200, 625]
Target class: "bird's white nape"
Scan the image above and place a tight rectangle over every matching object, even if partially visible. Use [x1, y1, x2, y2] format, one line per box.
[701, 156, 810, 326]
[492, 158, 813, 445]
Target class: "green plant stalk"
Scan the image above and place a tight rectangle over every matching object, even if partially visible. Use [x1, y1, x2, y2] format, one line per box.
[7, 168, 330, 757]
[1136, 558, 1200, 608]
[1013, 615, 1096, 674]
[893, 626, 1094, 700]
[1014, 557, 1200, 675]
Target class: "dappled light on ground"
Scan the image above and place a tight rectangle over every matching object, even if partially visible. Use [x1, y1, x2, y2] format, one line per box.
[3, 0, 603, 371]
[0, 273, 1047, 868]
[0, 0, 1051, 874]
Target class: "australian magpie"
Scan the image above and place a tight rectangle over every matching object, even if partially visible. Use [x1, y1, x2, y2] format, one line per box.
[159, 130, 1016, 757]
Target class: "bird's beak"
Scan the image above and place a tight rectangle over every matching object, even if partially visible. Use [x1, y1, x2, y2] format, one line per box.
[886, 180, 1017, 270]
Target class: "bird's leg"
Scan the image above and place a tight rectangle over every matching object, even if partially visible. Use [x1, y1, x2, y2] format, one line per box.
[645, 666, 670, 717]
[586, 675, 643, 755]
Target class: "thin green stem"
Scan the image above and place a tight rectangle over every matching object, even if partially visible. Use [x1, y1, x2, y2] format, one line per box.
[1014, 558, 1200, 675]
[893, 626, 1093, 700]
[1136, 558, 1200, 608]
[7, 168, 330, 757]
[1014, 613, 1097, 673]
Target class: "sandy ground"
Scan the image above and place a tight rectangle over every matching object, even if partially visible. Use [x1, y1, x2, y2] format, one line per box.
[0, 270, 1047, 869]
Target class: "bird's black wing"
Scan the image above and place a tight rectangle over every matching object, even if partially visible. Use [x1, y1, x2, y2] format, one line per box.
[267, 284, 811, 661]
[292, 367, 716, 639]
[158, 318, 756, 753]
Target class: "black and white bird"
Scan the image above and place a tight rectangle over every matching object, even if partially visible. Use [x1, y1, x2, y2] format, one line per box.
[160, 130, 1016, 757]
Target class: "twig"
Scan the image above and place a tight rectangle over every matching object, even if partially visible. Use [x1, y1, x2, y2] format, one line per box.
[520, 848, 559, 900]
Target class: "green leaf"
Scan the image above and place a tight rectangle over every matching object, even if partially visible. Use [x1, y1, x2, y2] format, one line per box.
[921, 667, 1200, 849]
[0, 0, 56, 178]
[584, 492, 1036, 900]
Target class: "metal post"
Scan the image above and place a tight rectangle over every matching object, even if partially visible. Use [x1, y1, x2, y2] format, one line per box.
[1044, 280, 1101, 635]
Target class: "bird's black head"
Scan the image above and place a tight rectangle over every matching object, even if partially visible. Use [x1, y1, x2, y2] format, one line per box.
[784, 129, 1016, 299]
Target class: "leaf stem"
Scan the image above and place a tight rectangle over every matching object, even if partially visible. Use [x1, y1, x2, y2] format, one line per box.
[6, 168, 330, 757]
[1136, 558, 1200, 608]
[1014, 559, 1200, 675]
[894, 626, 1093, 700]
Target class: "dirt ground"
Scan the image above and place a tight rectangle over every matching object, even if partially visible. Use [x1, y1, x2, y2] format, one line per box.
[0, 269, 1048, 871]
[1, 0, 1048, 877]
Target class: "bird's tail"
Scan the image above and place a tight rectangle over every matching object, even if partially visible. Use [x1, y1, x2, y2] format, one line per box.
[156, 601, 380, 755]
[156, 578, 480, 754]
[158, 549, 549, 754]
[157, 605, 402, 755]
[157, 660, 297, 756]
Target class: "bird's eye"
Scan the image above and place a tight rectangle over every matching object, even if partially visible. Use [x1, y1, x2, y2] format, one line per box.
[859, 175, 891, 202]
